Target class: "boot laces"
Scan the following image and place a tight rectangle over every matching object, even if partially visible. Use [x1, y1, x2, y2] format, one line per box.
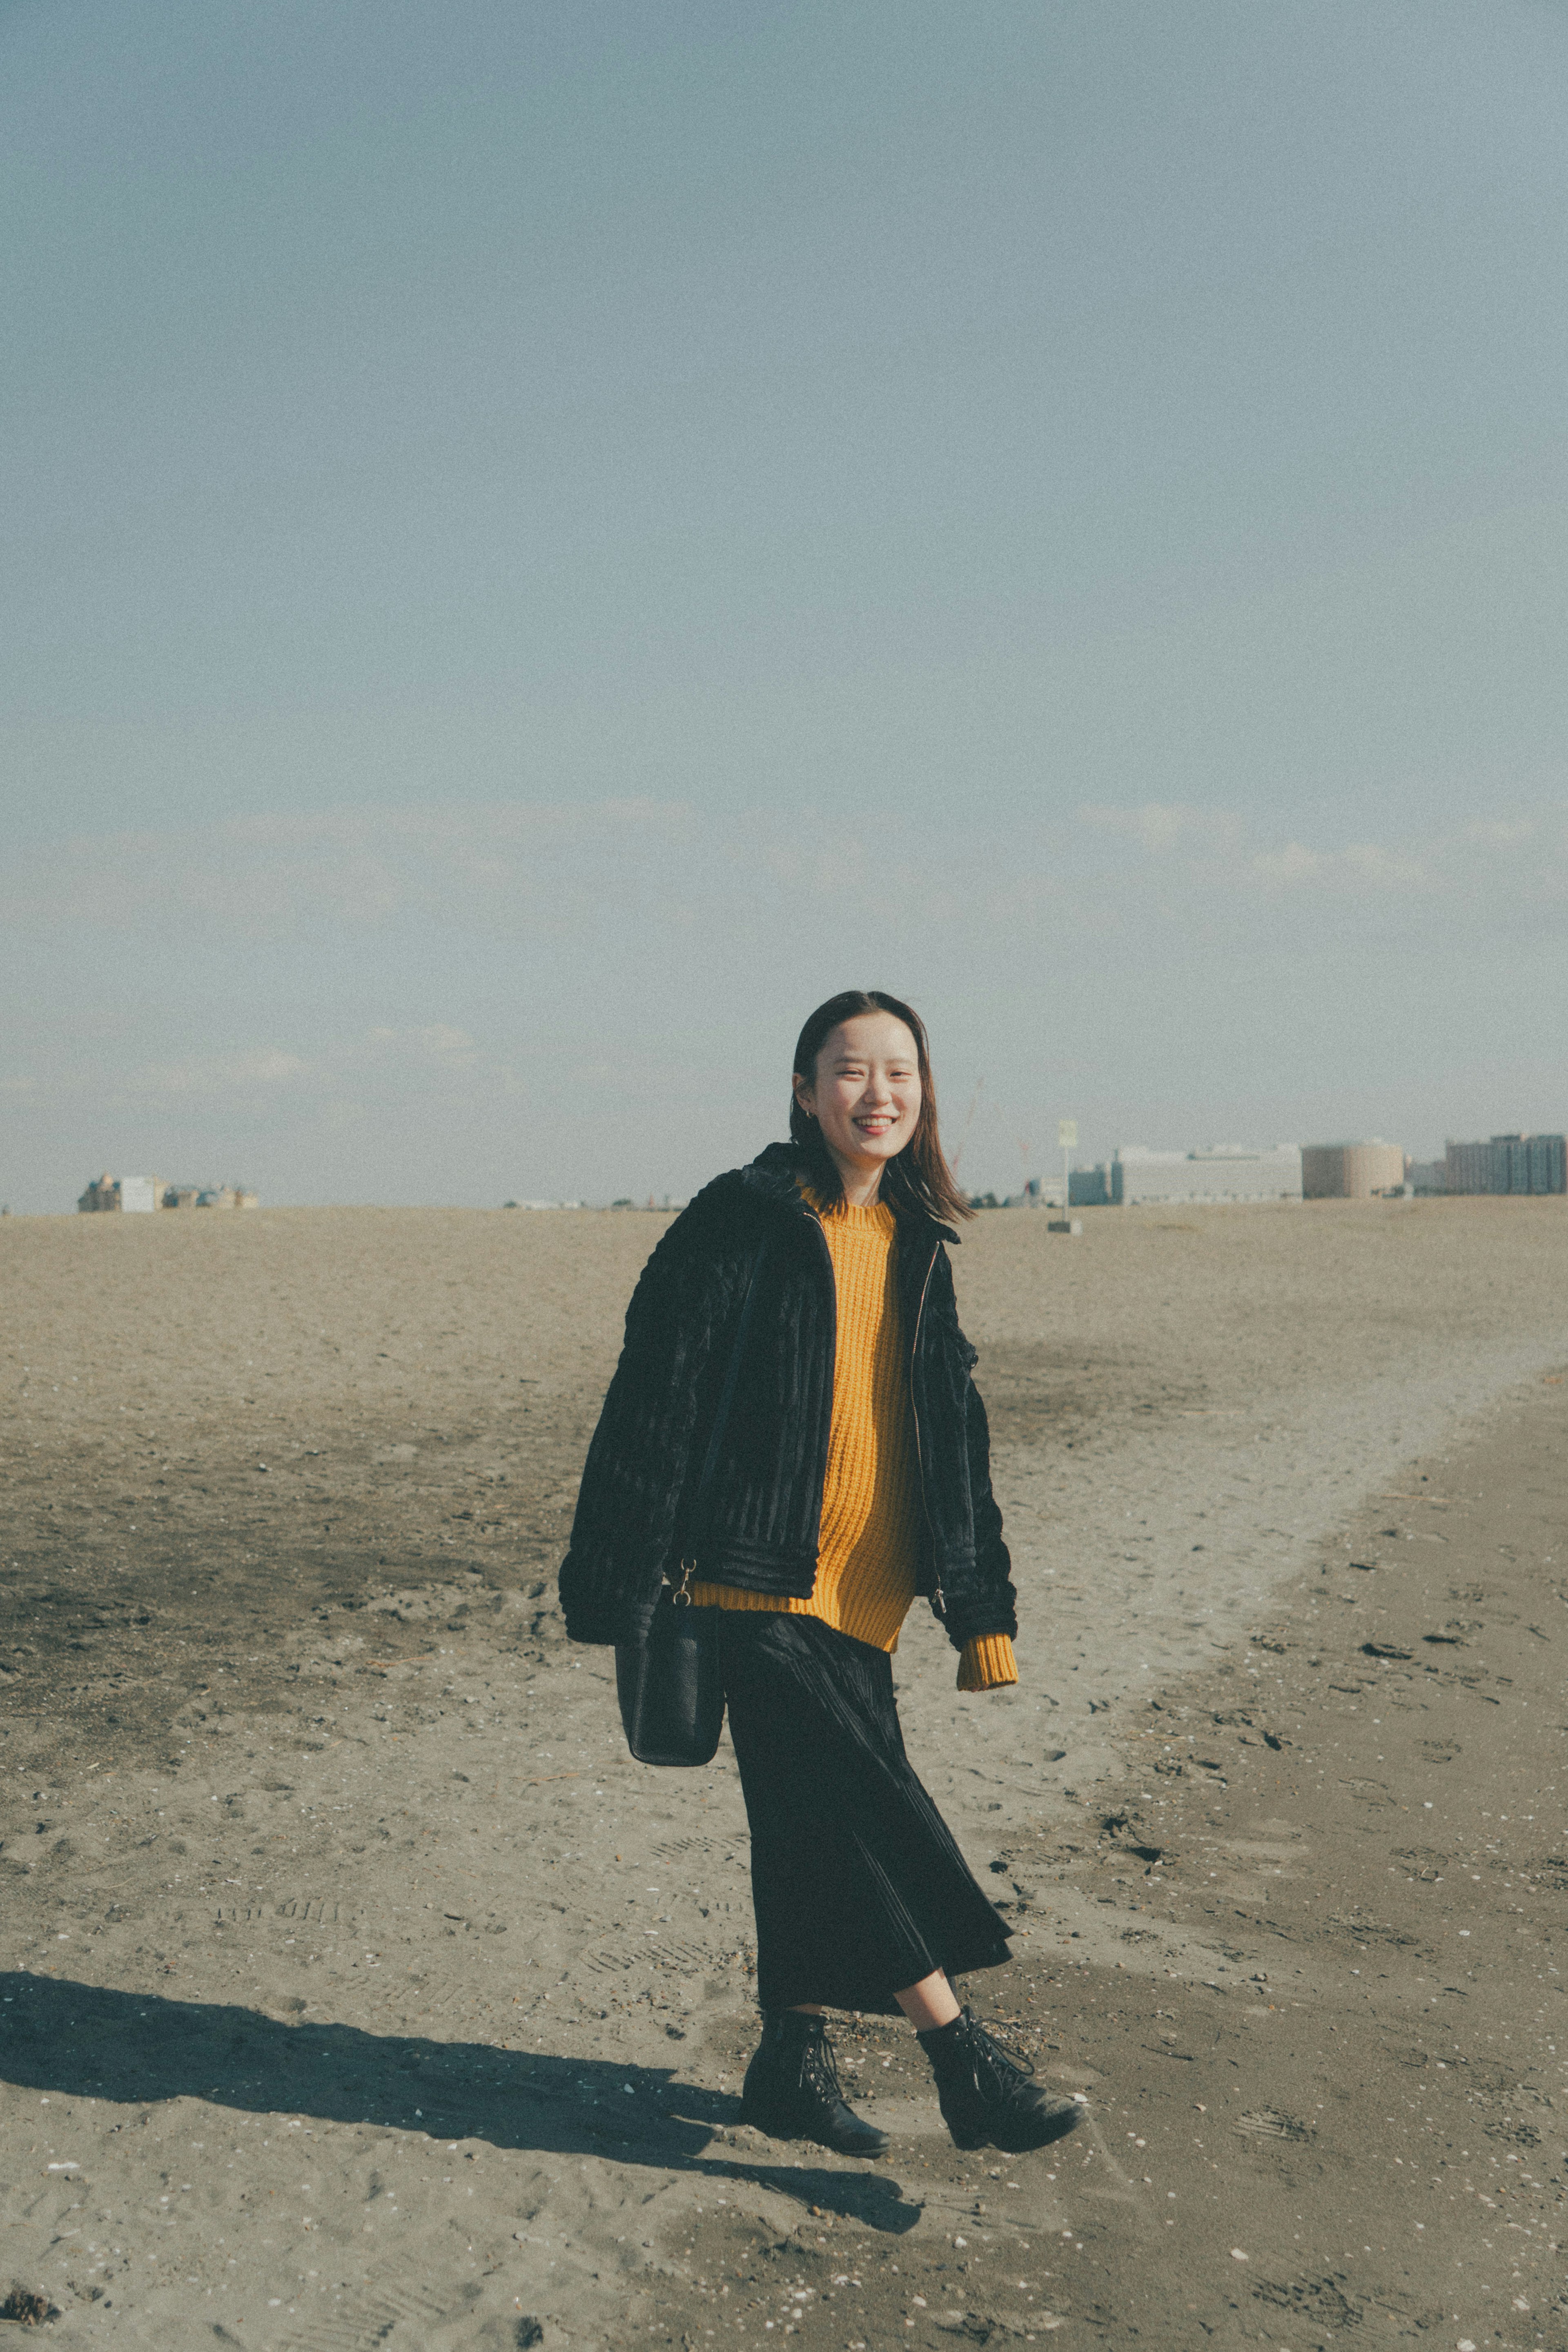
[962, 2009, 1036, 2089]
[798, 2023, 846, 2106]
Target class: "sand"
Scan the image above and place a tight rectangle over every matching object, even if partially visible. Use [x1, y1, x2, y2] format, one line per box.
[2, 1194, 1566, 2350]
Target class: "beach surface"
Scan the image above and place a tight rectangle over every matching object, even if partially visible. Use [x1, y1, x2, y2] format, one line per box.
[2, 1195, 1566, 2349]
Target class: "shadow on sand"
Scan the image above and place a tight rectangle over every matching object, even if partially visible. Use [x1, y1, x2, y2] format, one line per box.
[0, 1972, 920, 2233]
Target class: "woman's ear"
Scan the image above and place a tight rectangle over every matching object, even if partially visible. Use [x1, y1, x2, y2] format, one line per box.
[792, 1072, 815, 1117]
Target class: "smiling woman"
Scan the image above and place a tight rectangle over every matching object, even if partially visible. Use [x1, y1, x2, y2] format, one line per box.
[798, 1007, 920, 1191]
[559, 988, 1085, 2165]
[786, 992, 970, 1228]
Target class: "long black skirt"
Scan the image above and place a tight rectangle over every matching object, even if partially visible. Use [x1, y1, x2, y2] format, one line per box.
[716, 1611, 1013, 2015]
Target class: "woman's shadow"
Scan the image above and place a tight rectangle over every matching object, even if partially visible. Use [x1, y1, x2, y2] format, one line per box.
[1, 1972, 919, 2233]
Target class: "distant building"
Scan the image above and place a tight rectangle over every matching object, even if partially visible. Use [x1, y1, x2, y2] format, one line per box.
[1444, 1134, 1566, 1196]
[1407, 1159, 1446, 1196]
[78, 1172, 162, 1213]
[1110, 1145, 1303, 1206]
[1301, 1142, 1407, 1199]
[78, 1172, 258, 1212]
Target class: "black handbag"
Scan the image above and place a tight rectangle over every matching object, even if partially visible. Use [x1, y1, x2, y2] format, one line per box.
[614, 1240, 770, 1766]
[614, 1569, 726, 1768]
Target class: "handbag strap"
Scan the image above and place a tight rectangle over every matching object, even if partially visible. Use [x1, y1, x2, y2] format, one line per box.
[672, 1236, 771, 1593]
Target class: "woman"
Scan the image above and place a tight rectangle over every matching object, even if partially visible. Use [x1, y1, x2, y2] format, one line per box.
[559, 989, 1080, 2160]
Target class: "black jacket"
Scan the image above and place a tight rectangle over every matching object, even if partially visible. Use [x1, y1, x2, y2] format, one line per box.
[558, 1142, 1016, 1654]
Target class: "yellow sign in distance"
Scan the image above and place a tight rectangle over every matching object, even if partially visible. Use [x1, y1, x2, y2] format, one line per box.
[1058, 1119, 1078, 1149]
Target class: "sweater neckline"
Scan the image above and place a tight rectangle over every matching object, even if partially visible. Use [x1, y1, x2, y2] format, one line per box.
[803, 1186, 897, 1230]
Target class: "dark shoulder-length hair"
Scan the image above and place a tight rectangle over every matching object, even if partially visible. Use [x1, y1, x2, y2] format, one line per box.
[788, 989, 973, 1226]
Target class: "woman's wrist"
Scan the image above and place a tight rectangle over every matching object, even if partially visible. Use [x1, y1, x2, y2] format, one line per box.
[957, 1632, 1018, 1692]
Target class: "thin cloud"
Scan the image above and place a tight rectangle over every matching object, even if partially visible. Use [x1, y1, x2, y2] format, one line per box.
[2, 800, 699, 941]
[1465, 818, 1537, 849]
[1079, 800, 1568, 909]
[1248, 840, 1433, 893]
[365, 1024, 480, 1068]
[10, 796, 1568, 991]
[1079, 802, 1233, 855]
[124, 1048, 312, 1096]
[115, 1026, 494, 1102]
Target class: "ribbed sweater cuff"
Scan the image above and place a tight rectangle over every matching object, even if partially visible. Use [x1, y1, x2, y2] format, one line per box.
[957, 1632, 1018, 1692]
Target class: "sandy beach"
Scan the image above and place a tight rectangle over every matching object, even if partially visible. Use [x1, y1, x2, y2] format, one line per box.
[3, 1195, 1567, 2350]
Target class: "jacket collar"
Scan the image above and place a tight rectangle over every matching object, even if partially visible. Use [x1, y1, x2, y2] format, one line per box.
[739, 1140, 957, 1246]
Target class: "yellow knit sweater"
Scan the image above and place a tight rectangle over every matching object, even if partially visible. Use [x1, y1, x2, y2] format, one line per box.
[691, 1196, 1017, 1692]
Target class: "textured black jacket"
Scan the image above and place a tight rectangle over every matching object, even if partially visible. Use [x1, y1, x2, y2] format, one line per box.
[558, 1141, 1016, 1654]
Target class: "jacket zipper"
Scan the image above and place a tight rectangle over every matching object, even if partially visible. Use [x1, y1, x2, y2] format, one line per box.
[907, 1239, 944, 1618]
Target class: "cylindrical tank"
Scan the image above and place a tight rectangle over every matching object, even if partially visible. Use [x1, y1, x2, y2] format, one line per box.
[1301, 1142, 1407, 1199]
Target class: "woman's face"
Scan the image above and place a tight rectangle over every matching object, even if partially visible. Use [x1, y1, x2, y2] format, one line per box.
[794, 1012, 922, 1180]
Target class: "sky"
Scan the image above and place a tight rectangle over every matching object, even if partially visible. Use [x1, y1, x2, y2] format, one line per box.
[4, 0, 1566, 1211]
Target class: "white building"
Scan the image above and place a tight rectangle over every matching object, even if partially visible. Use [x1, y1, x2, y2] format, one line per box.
[1112, 1145, 1302, 1205]
[78, 1172, 162, 1213]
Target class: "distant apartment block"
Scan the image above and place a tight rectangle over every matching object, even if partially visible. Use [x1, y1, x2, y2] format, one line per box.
[1443, 1134, 1566, 1196]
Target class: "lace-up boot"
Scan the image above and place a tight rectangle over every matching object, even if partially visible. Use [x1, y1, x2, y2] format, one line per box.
[740, 2011, 890, 2157]
[917, 2006, 1083, 2153]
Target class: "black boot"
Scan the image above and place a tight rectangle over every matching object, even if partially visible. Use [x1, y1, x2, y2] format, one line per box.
[918, 2006, 1083, 2154]
[740, 2011, 890, 2158]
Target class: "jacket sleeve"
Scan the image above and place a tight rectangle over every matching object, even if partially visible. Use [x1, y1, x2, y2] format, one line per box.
[557, 1207, 724, 1647]
[941, 1375, 1019, 1650]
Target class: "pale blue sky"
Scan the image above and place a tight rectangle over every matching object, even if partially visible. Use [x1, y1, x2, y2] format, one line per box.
[4, 1, 1566, 1208]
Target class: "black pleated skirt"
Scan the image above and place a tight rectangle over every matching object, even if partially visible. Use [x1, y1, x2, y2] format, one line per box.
[715, 1610, 1013, 2015]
